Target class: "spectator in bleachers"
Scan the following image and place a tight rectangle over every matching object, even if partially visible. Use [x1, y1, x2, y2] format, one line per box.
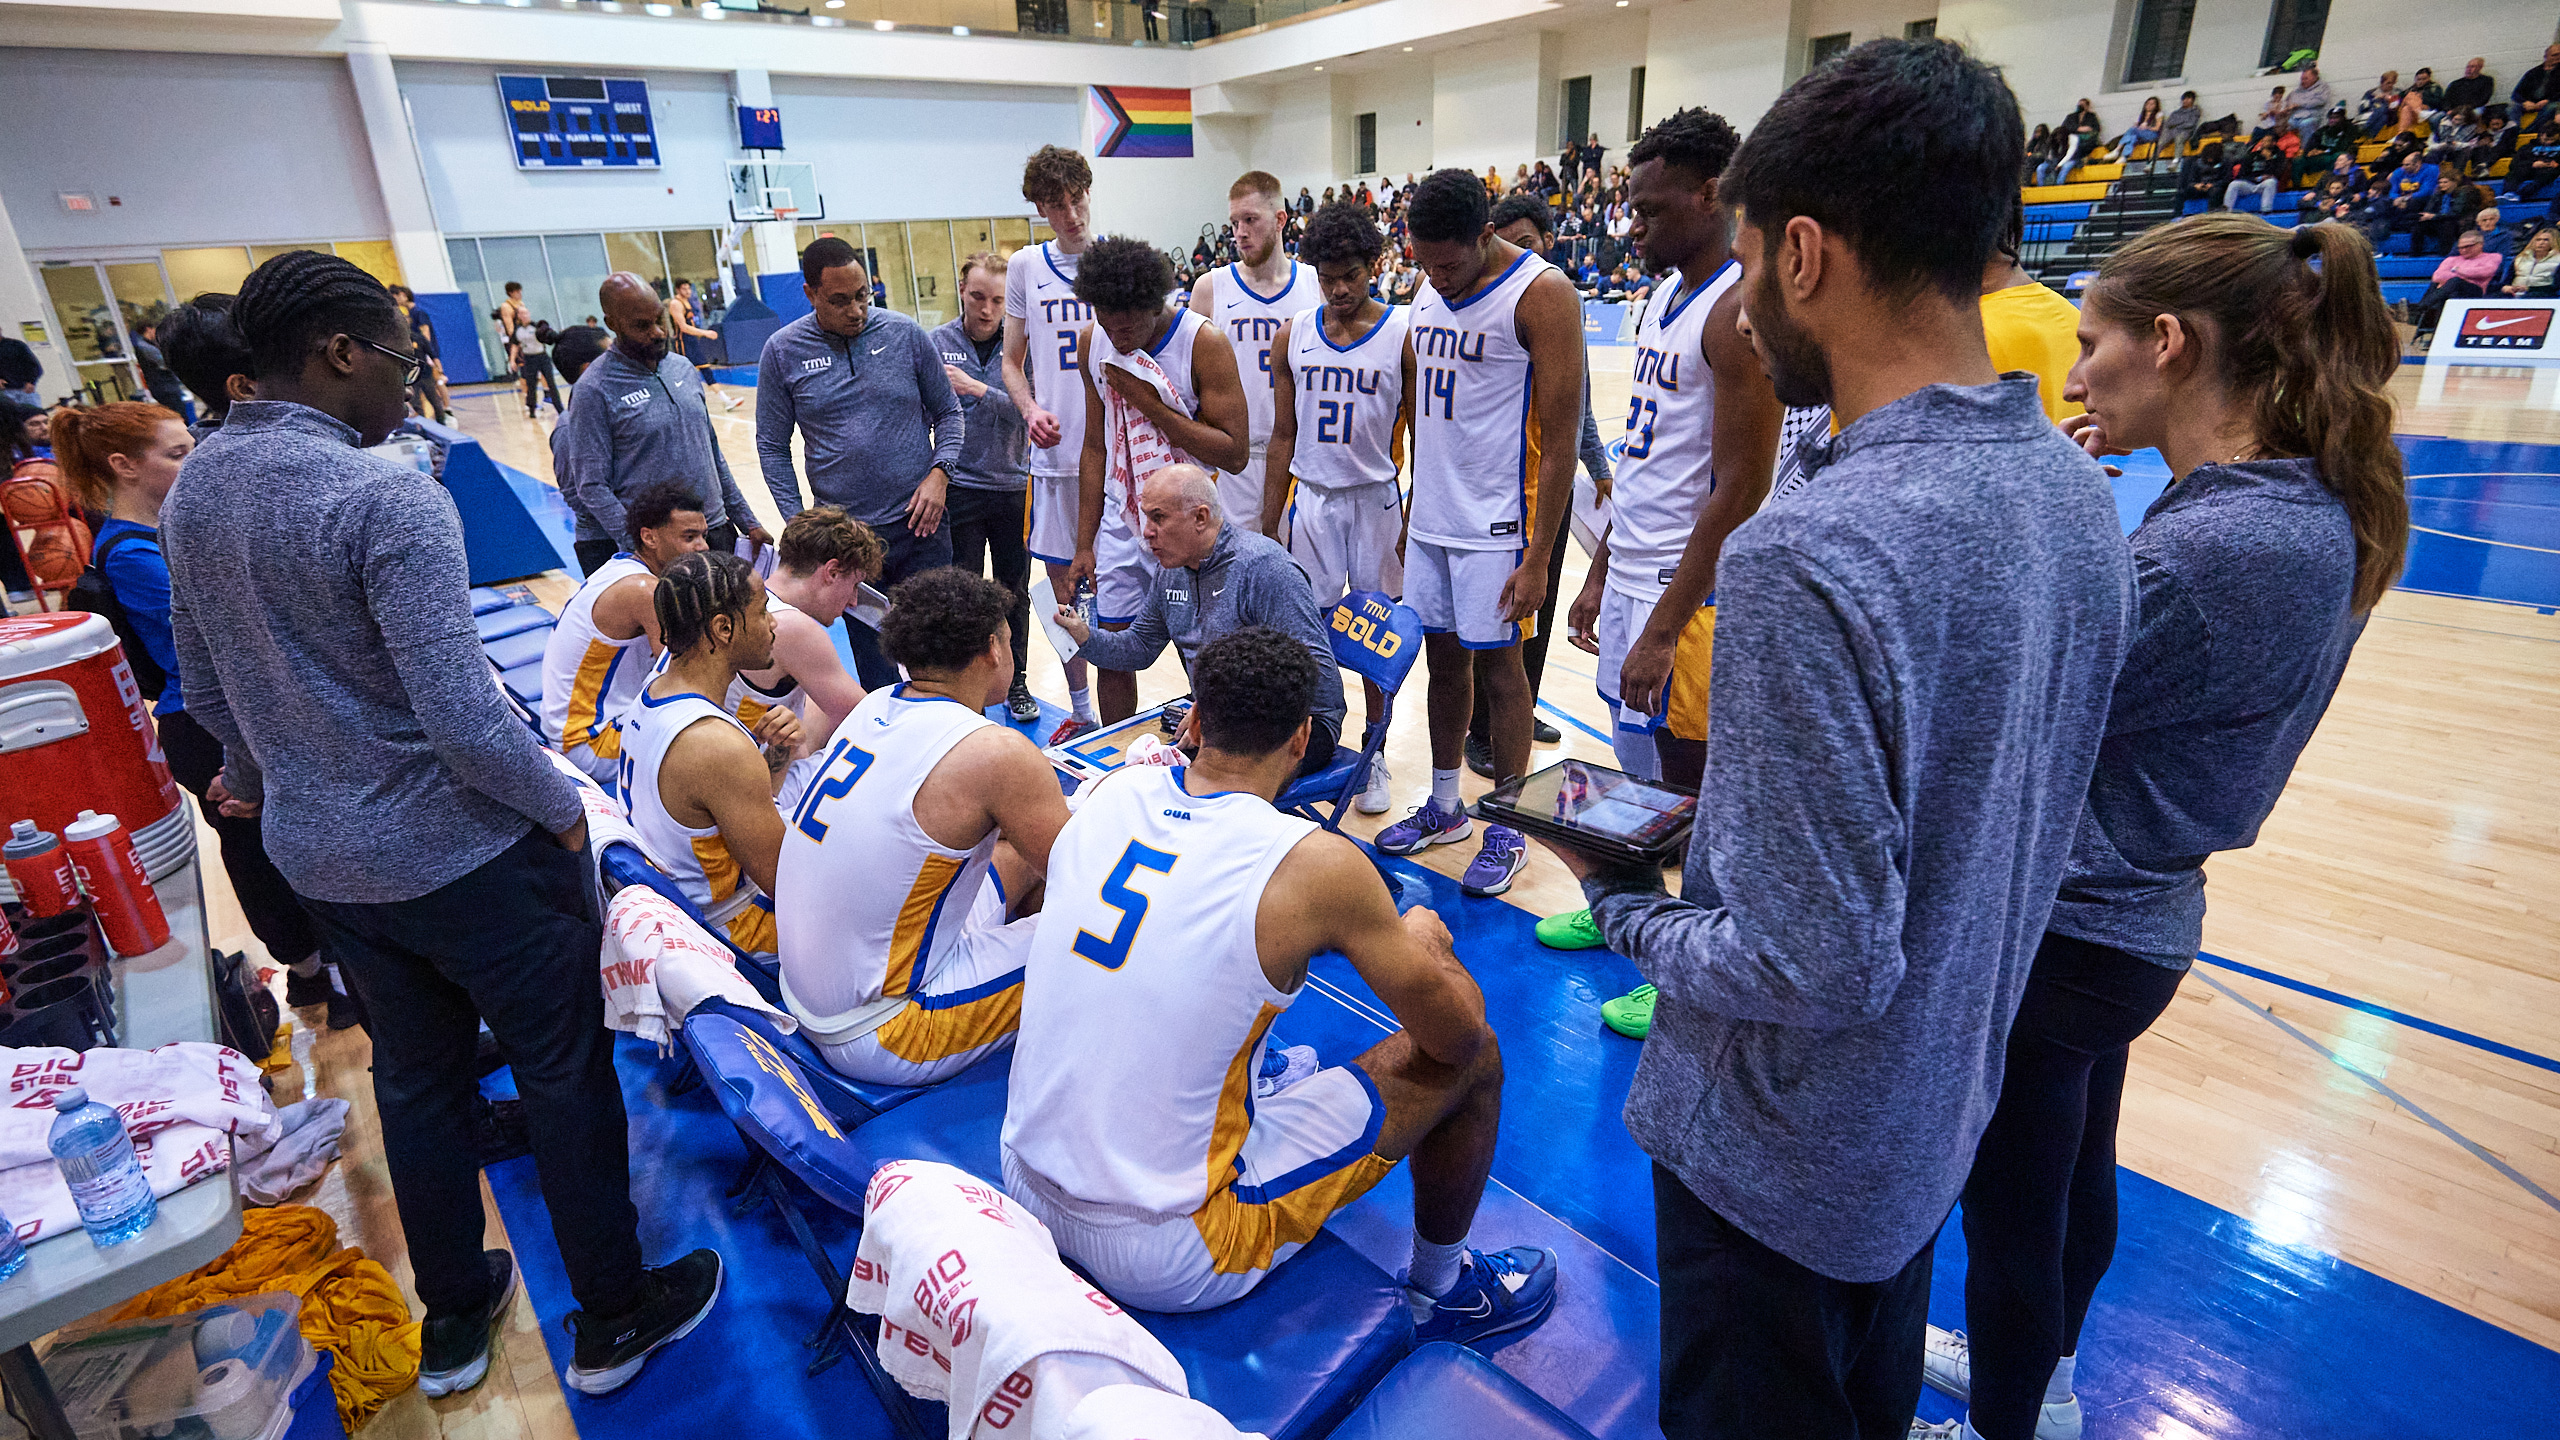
[2052, 99, 2103, 179]
[2303, 175, 2355, 224]
[2512, 123, 2560, 199]
[2445, 57, 2495, 114]
[2225, 139, 2283, 213]
[2407, 67, 2446, 117]
[2286, 61, 2335, 140]
[2163, 91, 2205, 153]
[2412, 171, 2481, 255]
[2179, 140, 2228, 207]
[2429, 106, 2486, 170]
[2121, 96, 2164, 156]
[2512, 42, 2560, 125]
[2473, 205, 2521, 256]
[2408, 230, 2503, 342]
[2298, 105, 2360, 184]
[2026, 123, 2054, 182]
[2359, 71, 2403, 137]
[2383, 150, 2442, 229]
[2253, 87, 2293, 143]
[2503, 227, 2558, 294]
[2475, 110, 2515, 171]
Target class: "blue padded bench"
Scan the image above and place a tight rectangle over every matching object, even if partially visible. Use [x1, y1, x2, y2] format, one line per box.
[836, 1052, 1416, 1440]
[475, 604, 552, 642]
[1325, 1343, 1596, 1440]
[498, 662, 544, 710]
[469, 586, 513, 615]
[483, 625, 551, 673]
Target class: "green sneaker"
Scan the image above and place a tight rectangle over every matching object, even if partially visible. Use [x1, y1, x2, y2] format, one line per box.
[1600, 984, 1657, 1040]
[1534, 909, 1605, 950]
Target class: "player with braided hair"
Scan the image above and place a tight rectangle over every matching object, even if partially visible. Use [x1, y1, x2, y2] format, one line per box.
[617, 551, 802, 957]
[165, 248, 725, 1400]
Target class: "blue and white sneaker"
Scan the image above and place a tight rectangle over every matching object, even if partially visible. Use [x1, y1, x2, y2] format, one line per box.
[1375, 797, 1473, 855]
[1405, 1246, 1560, 1345]
[1459, 824, 1529, 897]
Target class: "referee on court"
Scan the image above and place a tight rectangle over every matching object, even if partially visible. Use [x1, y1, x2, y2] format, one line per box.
[758, 237, 964, 688]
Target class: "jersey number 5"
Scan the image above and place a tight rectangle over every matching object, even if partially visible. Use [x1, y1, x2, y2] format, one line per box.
[791, 738, 877, 842]
[1072, 840, 1178, 970]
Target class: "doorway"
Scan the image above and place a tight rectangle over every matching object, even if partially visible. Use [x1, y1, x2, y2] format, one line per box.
[1561, 76, 1592, 153]
[35, 257, 174, 405]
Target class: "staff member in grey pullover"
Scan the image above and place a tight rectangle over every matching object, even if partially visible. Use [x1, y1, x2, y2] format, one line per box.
[758, 236, 965, 688]
[931, 250, 1040, 723]
[559, 272, 766, 576]
[1533, 42, 2133, 1439]
[161, 251, 721, 1398]
[1936, 216, 2407, 1440]
[1056, 464, 1346, 779]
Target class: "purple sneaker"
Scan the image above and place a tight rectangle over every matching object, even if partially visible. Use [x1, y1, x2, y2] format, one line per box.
[1375, 796, 1473, 855]
[1460, 824, 1529, 897]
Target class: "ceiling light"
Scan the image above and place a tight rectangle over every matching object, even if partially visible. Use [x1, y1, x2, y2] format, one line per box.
[643, 2, 670, 13]
[1402, 45, 1413, 51]
[1313, 65, 1324, 71]
[953, 25, 969, 34]
[824, 0, 842, 6]
[875, 16, 893, 27]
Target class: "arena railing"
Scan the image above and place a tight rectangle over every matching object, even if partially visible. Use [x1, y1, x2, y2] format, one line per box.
[387, 0, 1363, 48]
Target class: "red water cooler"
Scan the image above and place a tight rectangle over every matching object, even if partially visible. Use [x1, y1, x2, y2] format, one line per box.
[0, 614, 193, 904]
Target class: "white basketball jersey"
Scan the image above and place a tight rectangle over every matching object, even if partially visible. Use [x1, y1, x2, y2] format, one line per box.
[1089, 307, 1215, 505]
[776, 684, 999, 1027]
[1211, 261, 1310, 451]
[1007, 241, 1092, 479]
[639, 592, 807, 732]
[1408, 250, 1554, 551]
[1002, 765, 1318, 1218]
[615, 689, 766, 925]
[1283, 303, 1409, 493]
[540, 554, 652, 765]
[1607, 259, 1742, 604]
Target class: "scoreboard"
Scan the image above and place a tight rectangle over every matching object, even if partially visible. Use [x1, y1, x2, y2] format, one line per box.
[498, 75, 659, 170]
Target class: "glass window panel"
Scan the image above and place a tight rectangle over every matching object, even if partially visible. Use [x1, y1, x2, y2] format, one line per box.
[1029, 219, 1054, 246]
[477, 236, 559, 338]
[162, 247, 253, 302]
[542, 234, 612, 333]
[41, 264, 121, 363]
[106, 262, 173, 341]
[864, 224, 916, 319]
[330, 240, 405, 290]
[605, 231, 669, 309]
[447, 238, 510, 378]
[954, 218, 996, 271]
[993, 216, 1033, 258]
[907, 221, 958, 330]
[661, 230, 725, 318]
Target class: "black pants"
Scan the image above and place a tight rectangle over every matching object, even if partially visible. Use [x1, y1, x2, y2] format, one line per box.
[1468, 535, 1572, 743]
[520, 353, 562, 414]
[843, 510, 955, 689]
[1656, 1165, 1933, 1439]
[945, 485, 1032, 690]
[578, 519, 736, 577]
[1956, 932, 2187, 1440]
[2413, 277, 2491, 332]
[156, 708, 320, 967]
[302, 830, 644, 1324]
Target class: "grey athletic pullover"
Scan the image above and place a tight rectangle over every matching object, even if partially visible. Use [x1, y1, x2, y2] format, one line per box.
[162, 402, 583, 904]
[2048, 457, 2364, 968]
[1580, 376, 2133, 1283]
[556, 345, 755, 546]
[1073, 523, 1347, 738]
[929, 317, 1028, 492]
[757, 309, 964, 524]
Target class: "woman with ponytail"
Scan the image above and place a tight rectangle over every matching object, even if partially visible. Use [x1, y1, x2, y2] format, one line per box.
[1917, 215, 2408, 1440]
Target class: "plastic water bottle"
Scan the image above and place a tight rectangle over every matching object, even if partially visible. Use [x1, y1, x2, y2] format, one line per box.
[49, 1087, 156, 1246]
[0, 1207, 25, 1281]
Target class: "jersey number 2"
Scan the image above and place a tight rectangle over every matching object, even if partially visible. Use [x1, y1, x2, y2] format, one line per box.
[1072, 840, 1178, 970]
[791, 738, 877, 842]
[1315, 399, 1356, 444]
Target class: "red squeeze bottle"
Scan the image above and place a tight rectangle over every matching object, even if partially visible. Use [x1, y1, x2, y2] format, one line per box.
[63, 810, 170, 956]
[4, 821, 82, 919]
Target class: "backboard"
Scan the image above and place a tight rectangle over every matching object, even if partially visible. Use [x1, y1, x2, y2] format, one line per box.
[726, 160, 824, 222]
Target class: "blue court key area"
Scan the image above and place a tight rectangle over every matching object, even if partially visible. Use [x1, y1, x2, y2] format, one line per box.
[482, 844, 2558, 1440]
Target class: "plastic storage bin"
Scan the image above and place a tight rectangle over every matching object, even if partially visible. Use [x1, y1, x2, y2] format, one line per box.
[41, 1291, 317, 1440]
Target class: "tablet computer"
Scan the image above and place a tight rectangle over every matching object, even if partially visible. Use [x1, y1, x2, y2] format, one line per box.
[1471, 760, 1697, 868]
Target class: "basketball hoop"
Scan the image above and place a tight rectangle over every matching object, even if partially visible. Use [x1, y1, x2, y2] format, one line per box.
[773, 207, 801, 224]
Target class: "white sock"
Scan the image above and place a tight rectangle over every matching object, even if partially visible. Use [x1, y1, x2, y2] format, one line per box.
[1069, 686, 1095, 722]
[1431, 767, 1462, 806]
[2047, 1352, 2077, 1403]
[1408, 1235, 1466, 1298]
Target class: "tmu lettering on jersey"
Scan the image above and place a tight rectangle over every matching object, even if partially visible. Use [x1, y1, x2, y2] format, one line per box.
[1411, 325, 1488, 363]
[1295, 364, 1384, 395]
[1038, 298, 1093, 324]
[1228, 316, 1284, 344]
[1632, 344, 1684, 391]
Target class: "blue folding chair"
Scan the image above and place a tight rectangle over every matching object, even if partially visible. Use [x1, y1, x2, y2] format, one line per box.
[1274, 590, 1428, 906]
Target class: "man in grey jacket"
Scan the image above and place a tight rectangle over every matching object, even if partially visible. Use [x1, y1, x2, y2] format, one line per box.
[758, 236, 965, 688]
[1056, 464, 1346, 779]
[932, 251, 1040, 723]
[1532, 41, 2132, 1440]
[161, 251, 721, 1401]
[558, 272, 766, 576]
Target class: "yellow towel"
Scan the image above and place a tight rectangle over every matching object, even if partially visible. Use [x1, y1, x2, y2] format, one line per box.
[105, 1204, 421, 1430]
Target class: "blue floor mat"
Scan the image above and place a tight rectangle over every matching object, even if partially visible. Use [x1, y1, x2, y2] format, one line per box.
[485, 854, 2559, 1440]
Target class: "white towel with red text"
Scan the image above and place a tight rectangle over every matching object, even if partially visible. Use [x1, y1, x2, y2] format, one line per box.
[849, 1159, 1189, 1440]
[600, 887, 794, 1051]
[0, 1043, 276, 1242]
[1098, 348, 1194, 527]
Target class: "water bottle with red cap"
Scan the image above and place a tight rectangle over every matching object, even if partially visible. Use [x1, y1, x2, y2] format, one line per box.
[63, 810, 170, 956]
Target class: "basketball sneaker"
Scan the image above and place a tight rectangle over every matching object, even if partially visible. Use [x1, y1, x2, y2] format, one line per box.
[1404, 1246, 1559, 1345]
[1534, 909, 1604, 950]
[1599, 984, 1656, 1039]
[1255, 1043, 1318, 1097]
[1376, 797, 1472, 855]
[565, 1250, 724, 1395]
[1922, 1327, 2083, 1440]
[1047, 716, 1097, 747]
[1007, 679, 1042, 724]
[1357, 758, 1393, 815]
[1459, 825, 1529, 897]
[1908, 1422, 1965, 1440]
[418, 1251, 518, 1398]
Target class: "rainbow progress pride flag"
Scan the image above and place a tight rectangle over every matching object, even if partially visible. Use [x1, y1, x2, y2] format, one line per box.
[1087, 85, 1193, 158]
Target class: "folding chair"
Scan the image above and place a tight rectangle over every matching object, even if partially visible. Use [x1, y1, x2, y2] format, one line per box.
[1273, 589, 1430, 907]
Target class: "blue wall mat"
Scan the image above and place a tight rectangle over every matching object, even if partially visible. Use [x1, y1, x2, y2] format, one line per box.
[412, 291, 486, 385]
[411, 420, 572, 582]
[757, 271, 813, 327]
